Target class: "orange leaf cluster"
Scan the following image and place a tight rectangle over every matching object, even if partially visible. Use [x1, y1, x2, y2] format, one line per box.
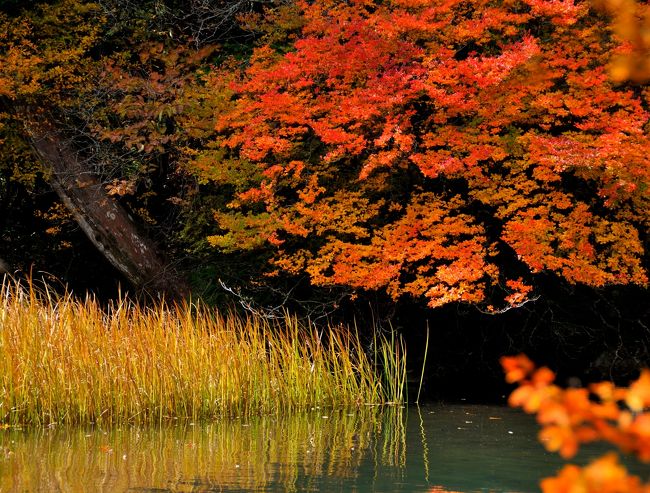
[0, 0, 104, 102]
[541, 453, 650, 493]
[192, 0, 649, 308]
[502, 355, 650, 493]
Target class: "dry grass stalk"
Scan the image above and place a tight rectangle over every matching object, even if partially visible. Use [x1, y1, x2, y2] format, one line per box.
[0, 278, 405, 425]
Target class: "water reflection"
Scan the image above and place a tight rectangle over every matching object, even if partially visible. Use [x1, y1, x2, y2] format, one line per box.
[0, 405, 582, 493]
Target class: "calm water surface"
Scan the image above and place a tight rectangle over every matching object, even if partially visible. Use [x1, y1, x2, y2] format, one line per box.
[0, 404, 627, 492]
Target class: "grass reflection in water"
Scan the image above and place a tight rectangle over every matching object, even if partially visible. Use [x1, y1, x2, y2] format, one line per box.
[0, 406, 407, 492]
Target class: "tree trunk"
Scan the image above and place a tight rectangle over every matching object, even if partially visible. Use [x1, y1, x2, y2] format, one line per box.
[23, 117, 188, 300]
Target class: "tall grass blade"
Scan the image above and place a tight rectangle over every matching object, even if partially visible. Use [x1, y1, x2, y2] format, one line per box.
[0, 278, 405, 426]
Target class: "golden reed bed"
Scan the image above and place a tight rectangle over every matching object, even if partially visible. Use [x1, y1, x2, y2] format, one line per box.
[0, 278, 405, 426]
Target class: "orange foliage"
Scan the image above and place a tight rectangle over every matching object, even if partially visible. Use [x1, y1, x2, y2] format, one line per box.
[2, 0, 648, 308]
[593, 0, 650, 82]
[502, 355, 650, 493]
[541, 453, 650, 493]
[191, 0, 650, 308]
[90, 42, 219, 178]
[0, 1, 104, 102]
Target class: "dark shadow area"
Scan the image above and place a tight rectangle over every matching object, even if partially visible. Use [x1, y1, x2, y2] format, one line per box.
[389, 278, 650, 404]
[0, 187, 130, 302]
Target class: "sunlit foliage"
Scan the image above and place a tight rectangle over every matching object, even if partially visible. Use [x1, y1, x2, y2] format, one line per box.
[188, 0, 649, 310]
[1, 0, 648, 308]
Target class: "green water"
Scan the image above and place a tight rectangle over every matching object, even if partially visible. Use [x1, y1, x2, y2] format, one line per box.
[0, 404, 636, 492]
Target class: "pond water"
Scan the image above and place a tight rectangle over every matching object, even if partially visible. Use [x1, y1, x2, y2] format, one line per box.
[0, 404, 635, 492]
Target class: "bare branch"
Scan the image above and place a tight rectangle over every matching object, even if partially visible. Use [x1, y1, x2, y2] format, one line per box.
[477, 295, 541, 315]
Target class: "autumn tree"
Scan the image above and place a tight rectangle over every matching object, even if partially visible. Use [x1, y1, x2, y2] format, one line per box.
[0, 0, 308, 299]
[0, 0, 205, 297]
[188, 0, 649, 310]
[2, 0, 648, 310]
